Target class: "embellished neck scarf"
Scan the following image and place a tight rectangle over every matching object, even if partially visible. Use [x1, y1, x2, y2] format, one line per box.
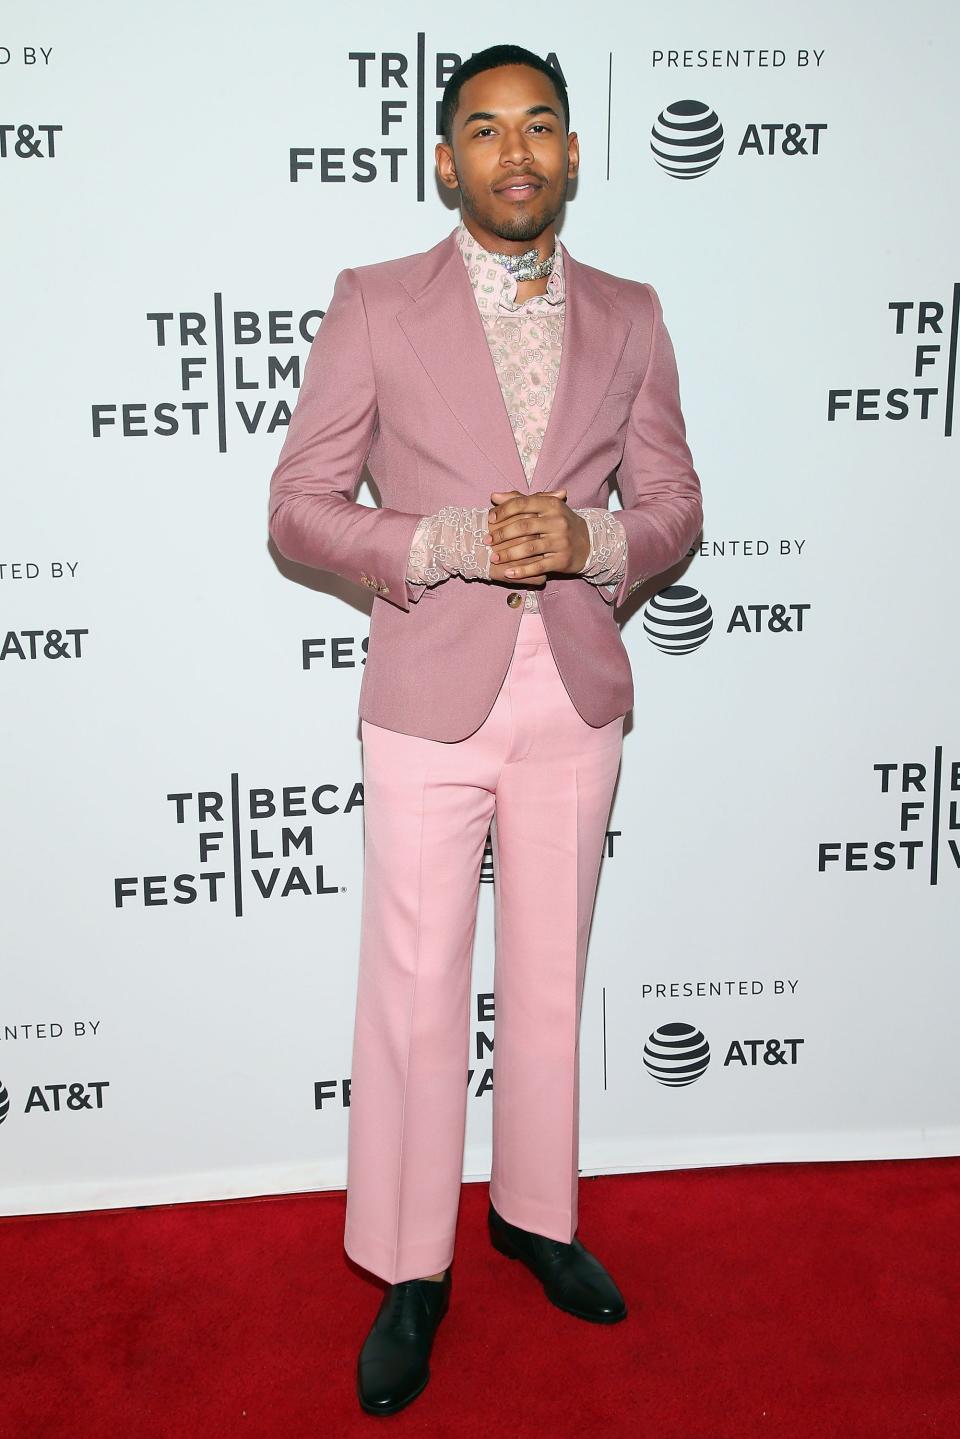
[483, 241, 556, 283]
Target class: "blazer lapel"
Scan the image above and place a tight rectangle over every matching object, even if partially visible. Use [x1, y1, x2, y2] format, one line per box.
[532, 247, 632, 493]
[397, 233, 527, 489]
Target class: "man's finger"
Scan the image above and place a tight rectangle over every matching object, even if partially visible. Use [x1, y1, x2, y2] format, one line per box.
[488, 561, 547, 585]
[491, 494, 544, 514]
[490, 515, 552, 541]
[497, 553, 557, 579]
[492, 537, 554, 565]
[491, 530, 558, 561]
[488, 498, 553, 529]
[491, 488, 555, 507]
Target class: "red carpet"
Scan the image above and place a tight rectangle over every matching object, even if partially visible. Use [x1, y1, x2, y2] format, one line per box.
[3, 1158, 958, 1438]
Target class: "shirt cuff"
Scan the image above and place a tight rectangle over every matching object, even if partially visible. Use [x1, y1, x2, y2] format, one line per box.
[573, 507, 628, 587]
[405, 506, 494, 585]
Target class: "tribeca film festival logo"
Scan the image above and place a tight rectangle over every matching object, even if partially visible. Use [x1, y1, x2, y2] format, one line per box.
[302, 632, 368, 671]
[643, 1021, 804, 1087]
[113, 776, 363, 917]
[827, 291, 960, 438]
[0, 1080, 109, 1127]
[91, 305, 324, 454]
[651, 99, 826, 179]
[288, 41, 563, 201]
[819, 750, 960, 885]
[316, 991, 497, 1113]
[477, 827, 621, 885]
[642, 583, 810, 654]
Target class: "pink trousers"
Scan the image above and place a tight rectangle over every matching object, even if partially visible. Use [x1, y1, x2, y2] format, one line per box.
[343, 608, 624, 1283]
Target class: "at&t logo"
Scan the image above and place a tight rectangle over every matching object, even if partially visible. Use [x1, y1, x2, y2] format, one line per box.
[643, 585, 811, 653]
[0, 1081, 110, 1121]
[643, 1021, 710, 1086]
[650, 101, 724, 178]
[643, 1021, 804, 1086]
[651, 99, 826, 179]
[1, 627, 88, 661]
[643, 584, 713, 653]
[0, 123, 61, 159]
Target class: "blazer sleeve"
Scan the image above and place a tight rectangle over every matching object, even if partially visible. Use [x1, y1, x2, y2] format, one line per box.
[599, 282, 703, 609]
[267, 266, 426, 612]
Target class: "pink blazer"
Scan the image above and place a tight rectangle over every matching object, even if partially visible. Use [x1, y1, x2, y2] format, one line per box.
[268, 228, 703, 742]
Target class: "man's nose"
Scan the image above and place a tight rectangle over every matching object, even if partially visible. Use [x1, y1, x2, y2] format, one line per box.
[500, 136, 534, 166]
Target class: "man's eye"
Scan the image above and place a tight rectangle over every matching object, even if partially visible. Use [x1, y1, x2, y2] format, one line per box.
[473, 124, 551, 137]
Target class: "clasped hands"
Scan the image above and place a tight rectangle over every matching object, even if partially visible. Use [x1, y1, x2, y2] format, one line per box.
[483, 488, 591, 588]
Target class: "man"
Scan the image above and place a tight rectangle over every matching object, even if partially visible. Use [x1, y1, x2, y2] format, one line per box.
[268, 43, 702, 1417]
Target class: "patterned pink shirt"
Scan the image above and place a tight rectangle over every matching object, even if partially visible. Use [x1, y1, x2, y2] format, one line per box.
[405, 219, 627, 613]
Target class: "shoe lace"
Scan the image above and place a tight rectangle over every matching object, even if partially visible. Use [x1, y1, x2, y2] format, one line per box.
[381, 1279, 438, 1332]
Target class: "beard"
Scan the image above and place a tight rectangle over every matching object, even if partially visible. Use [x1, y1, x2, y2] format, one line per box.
[457, 171, 568, 246]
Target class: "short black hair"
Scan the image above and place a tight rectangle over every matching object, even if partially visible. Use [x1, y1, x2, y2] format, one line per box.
[440, 45, 570, 147]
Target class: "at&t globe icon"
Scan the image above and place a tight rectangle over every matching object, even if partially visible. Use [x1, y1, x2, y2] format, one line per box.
[643, 584, 713, 655]
[651, 100, 724, 179]
[643, 1022, 711, 1087]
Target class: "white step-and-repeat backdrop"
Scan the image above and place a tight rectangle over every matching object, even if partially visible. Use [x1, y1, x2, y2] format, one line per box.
[3, 1, 957, 1215]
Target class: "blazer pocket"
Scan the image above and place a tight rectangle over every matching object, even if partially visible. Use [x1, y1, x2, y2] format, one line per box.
[603, 369, 640, 400]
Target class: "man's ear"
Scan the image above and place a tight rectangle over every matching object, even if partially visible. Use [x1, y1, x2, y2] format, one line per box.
[434, 142, 459, 188]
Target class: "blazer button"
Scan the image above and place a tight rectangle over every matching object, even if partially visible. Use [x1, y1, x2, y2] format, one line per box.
[506, 591, 523, 608]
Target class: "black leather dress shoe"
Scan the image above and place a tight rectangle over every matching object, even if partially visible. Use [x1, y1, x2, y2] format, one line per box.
[356, 1267, 452, 1416]
[488, 1202, 627, 1323]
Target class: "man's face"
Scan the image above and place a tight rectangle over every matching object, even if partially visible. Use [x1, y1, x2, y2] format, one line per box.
[437, 63, 578, 245]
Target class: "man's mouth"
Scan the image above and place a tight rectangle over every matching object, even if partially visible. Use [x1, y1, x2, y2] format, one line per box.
[494, 178, 542, 200]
